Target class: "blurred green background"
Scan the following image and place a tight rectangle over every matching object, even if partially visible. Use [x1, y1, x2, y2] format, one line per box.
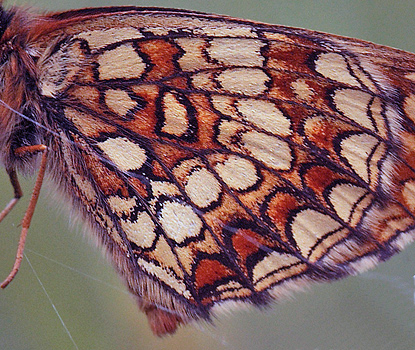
[2, 1, 415, 349]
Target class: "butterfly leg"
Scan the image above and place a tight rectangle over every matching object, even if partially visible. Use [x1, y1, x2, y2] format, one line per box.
[1, 144, 48, 288]
[0, 168, 23, 223]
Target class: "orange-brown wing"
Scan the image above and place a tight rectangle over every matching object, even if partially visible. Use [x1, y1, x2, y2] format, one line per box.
[7, 7, 415, 335]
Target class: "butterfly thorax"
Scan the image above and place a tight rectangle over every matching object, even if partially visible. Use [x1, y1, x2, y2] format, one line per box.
[0, 7, 48, 172]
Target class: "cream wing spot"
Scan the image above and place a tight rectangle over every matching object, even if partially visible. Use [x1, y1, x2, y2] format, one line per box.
[332, 88, 375, 131]
[121, 212, 157, 249]
[216, 120, 292, 170]
[217, 120, 244, 146]
[75, 27, 144, 50]
[402, 180, 415, 212]
[191, 71, 217, 90]
[176, 38, 217, 72]
[148, 236, 185, 280]
[64, 106, 117, 137]
[328, 183, 372, 223]
[136, 258, 191, 299]
[235, 99, 291, 136]
[98, 137, 147, 172]
[107, 195, 137, 216]
[315, 53, 360, 86]
[262, 32, 295, 42]
[211, 95, 237, 116]
[405, 72, 415, 82]
[291, 209, 342, 257]
[161, 92, 189, 137]
[404, 94, 415, 124]
[215, 155, 258, 191]
[207, 38, 266, 67]
[97, 43, 146, 80]
[216, 280, 244, 292]
[105, 89, 137, 116]
[151, 180, 181, 198]
[106, 196, 157, 248]
[194, 24, 257, 38]
[217, 68, 269, 95]
[340, 133, 380, 182]
[185, 168, 221, 208]
[242, 131, 292, 170]
[72, 174, 98, 204]
[369, 97, 387, 138]
[252, 252, 301, 284]
[159, 202, 203, 243]
[349, 62, 378, 92]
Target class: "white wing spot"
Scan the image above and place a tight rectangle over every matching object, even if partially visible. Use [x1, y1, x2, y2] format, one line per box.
[340, 133, 380, 182]
[333, 88, 374, 131]
[185, 168, 221, 208]
[236, 98, 291, 136]
[315, 53, 360, 86]
[215, 155, 258, 191]
[159, 202, 203, 243]
[242, 131, 292, 170]
[207, 38, 266, 67]
[328, 183, 371, 223]
[291, 209, 342, 257]
[121, 212, 156, 248]
[161, 92, 189, 137]
[98, 137, 147, 171]
[75, 27, 144, 50]
[217, 68, 269, 95]
[98, 43, 146, 80]
[105, 89, 137, 116]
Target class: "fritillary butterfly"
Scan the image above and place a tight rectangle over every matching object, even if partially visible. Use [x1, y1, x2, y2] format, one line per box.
[1, 4, 415, 339]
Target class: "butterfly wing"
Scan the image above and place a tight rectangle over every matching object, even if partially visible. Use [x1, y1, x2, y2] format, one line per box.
[4, 7, 415, 334]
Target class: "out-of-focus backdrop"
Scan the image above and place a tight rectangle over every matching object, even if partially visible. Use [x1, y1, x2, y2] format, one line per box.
[1, 1, 415, 349]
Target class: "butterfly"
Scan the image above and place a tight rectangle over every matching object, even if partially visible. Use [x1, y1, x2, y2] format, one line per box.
[1, 4, 415, 337]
